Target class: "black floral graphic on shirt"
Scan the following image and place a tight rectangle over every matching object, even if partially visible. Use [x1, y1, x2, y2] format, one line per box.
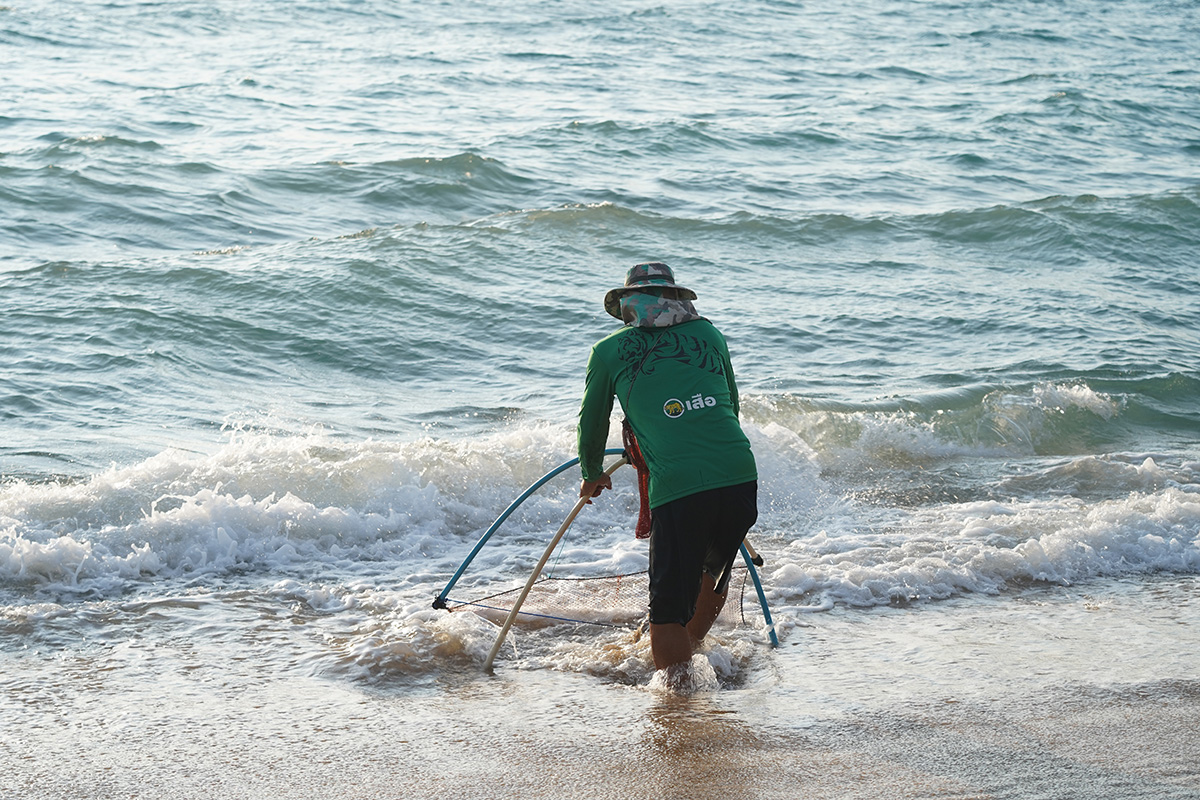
[617, 325, 726, 380]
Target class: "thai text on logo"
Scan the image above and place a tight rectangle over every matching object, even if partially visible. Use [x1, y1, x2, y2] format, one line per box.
[663, 394, 716, 418]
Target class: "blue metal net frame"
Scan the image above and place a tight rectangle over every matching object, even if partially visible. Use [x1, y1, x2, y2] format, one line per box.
[433, 448, 778, 647]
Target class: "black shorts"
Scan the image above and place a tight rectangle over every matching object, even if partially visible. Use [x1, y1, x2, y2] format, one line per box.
[647, 481, 758, 626]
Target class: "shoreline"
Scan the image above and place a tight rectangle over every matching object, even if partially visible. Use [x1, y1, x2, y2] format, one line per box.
[4, 576, 1197, 799]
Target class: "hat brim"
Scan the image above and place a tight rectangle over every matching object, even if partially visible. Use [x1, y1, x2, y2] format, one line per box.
[603, 283, 697, 319]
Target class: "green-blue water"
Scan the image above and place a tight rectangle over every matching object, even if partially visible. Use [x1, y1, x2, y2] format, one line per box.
[2, 1, 1199, 797]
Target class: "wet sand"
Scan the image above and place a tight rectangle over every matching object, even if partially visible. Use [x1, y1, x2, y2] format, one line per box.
[4, 578, 1198, 800]
[8, 671, 1197, 799]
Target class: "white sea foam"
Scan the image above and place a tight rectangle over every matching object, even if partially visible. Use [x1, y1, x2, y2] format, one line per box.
[2, 409, 1197, 686]
[765, 485, 1200, 613]
[0, 427, 575, 591]
[332, 606, 499, 679]
[1031, 382, 1123, 420]
[753, 382, 1133, 473]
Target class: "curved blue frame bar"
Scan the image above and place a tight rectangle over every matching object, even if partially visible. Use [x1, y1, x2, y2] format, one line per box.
[740, 544, 779, 647]
[434, 448, 779, 648]
[433, 448, 625, 608]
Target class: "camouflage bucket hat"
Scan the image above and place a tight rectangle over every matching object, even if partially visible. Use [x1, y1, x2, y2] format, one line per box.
[603, 262, 697, 319]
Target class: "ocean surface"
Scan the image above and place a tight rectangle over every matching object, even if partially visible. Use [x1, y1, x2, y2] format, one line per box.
[3, 1, 1199, 797]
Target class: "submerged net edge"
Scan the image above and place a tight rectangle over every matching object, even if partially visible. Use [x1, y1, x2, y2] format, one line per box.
[442, 568, 754, 630]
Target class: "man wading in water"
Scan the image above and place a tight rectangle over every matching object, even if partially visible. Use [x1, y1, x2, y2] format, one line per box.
[577, 262, 758, 681]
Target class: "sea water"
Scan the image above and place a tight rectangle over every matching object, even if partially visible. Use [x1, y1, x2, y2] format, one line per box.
[2, 1, 1199, 798]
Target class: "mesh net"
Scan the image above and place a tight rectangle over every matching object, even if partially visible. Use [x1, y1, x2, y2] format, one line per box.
[442, 566, 759, 632]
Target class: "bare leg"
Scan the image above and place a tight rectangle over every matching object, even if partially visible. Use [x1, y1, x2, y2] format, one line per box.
[649, 623, 692, 671]
[650, 573, 729, 671]
[686, 573, 726, 646]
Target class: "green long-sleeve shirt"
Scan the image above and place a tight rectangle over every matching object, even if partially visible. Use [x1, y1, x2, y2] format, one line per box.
[577, 319, 757, 508]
